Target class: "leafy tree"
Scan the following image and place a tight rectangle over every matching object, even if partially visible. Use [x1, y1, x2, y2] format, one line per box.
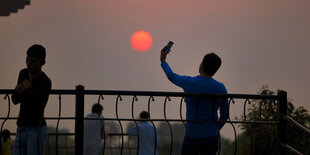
[231, 85, 310, 155]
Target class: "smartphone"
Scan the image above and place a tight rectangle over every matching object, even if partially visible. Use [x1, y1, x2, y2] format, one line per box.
[164, 41, 174, 53]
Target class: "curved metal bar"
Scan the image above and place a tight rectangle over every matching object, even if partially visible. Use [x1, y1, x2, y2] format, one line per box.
[97, 94, 104, 105]
[259, 104, 262, 120]
[0, 94, 11, 133]
[163, 96, 171, 122]
[97, 94, 106, 155]
[115, 95, 124, 155]
[147, 96, 157, 155]
[1, 94, 11, 155]
[55, 94, 62, 155]
[115, 95, 122, 120]
[179, 97, 186, 127]
[130, 95, 139, 155]
[228, 98, 237, 155]
[244, 98, 253, 155]
[131, 95, 138, 118]
[243, 98, 251, 121]
[147, 96, 155, 118]
[163, 96, 173, 155]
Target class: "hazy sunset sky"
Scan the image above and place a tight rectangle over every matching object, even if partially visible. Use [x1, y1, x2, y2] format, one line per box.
[1, 0, 310, 139]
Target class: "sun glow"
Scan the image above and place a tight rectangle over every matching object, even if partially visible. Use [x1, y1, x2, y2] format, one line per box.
[130, 30, 152, 52]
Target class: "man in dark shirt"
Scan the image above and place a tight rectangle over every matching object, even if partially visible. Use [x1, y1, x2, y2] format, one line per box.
[12, 44, 51, 155]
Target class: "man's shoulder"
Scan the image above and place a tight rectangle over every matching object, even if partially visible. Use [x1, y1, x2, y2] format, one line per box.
[213, 79, 227, 93]
[213, 79, 225, 86]
[86, 113, 103, 118]
[139, 122, 155, 128]
[19, 68, 28, 75]
[20, 68, 28, 72]
[201, 78, 227, 93]
[41, 72, 52, 84]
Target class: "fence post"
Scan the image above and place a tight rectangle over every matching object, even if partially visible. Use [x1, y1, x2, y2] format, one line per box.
[75, 85, 84, 155]
[277, 90, 287, 154]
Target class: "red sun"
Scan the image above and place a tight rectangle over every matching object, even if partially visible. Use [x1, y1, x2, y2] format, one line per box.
[131, 30, 152, 52]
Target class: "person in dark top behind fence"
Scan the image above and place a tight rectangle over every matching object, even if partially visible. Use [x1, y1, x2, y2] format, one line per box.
[12, 44, 51, 155]
[160, 45, 229, 155]
[127, 111, 160, 155]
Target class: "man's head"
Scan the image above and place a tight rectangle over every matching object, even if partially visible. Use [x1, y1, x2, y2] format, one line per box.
[92, 103, 103, 115]
[139, 111, 149, 120]
[26, 44, 46, 74]
[199, 53, 222, 77]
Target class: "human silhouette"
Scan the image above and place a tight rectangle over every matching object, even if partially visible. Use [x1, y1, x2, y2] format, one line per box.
[160, 46, 228, 155]
[84, 103, 104, 155]
[12, 44, 51, 155]
[127, 111, 160, 155]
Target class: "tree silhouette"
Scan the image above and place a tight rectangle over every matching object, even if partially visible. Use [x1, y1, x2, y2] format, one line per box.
[223, 86, 310, 155]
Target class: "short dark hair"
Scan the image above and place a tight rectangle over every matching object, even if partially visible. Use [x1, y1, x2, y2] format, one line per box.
[92, 103, 103, 114]
[139, 111, 149, 119]
[27, 44, 46, 60]
[202, 53, 222, 76]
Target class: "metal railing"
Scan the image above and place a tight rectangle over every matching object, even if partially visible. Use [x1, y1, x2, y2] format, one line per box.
[1, 85, 309, 155]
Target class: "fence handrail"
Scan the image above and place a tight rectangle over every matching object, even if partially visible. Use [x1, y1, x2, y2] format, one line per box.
[283, 115, 310, 135]
[3, 88, 305, 155]
[280, 143, 303, 155]
[0, 89, 279, 99]
[0, 117, 279, 124]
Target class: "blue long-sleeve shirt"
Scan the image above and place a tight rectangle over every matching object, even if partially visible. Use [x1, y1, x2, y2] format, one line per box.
[161, 61, 229, 138]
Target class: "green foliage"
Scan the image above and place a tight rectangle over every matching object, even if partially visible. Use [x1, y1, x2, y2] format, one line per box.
[231, 85, 310, 155]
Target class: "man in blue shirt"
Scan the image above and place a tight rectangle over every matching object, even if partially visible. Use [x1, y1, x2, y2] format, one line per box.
[160, 47, 228, 155]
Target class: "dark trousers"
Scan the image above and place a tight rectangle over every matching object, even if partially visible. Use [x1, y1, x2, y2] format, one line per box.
[181, 136, 219, 155]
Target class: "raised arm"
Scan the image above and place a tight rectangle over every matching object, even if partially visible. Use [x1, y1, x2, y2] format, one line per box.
[12, 69, 26, 105]
[160, 47, 191, 89]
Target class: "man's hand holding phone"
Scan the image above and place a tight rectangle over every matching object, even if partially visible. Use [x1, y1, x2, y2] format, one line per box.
[160, 41, 174, 62]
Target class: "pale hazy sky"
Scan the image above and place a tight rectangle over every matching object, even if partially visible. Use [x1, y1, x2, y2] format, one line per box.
[1, 0, 310, 139]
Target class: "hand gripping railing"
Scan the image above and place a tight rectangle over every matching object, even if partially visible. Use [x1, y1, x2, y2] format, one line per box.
[1, 87, 291, 155]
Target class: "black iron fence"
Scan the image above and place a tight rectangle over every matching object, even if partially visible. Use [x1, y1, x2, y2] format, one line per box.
[1, 85, 309, 155]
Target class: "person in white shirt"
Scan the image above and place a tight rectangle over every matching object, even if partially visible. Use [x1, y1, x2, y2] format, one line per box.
[84, 103, 104, 155]
[127, 111, 160, 155]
